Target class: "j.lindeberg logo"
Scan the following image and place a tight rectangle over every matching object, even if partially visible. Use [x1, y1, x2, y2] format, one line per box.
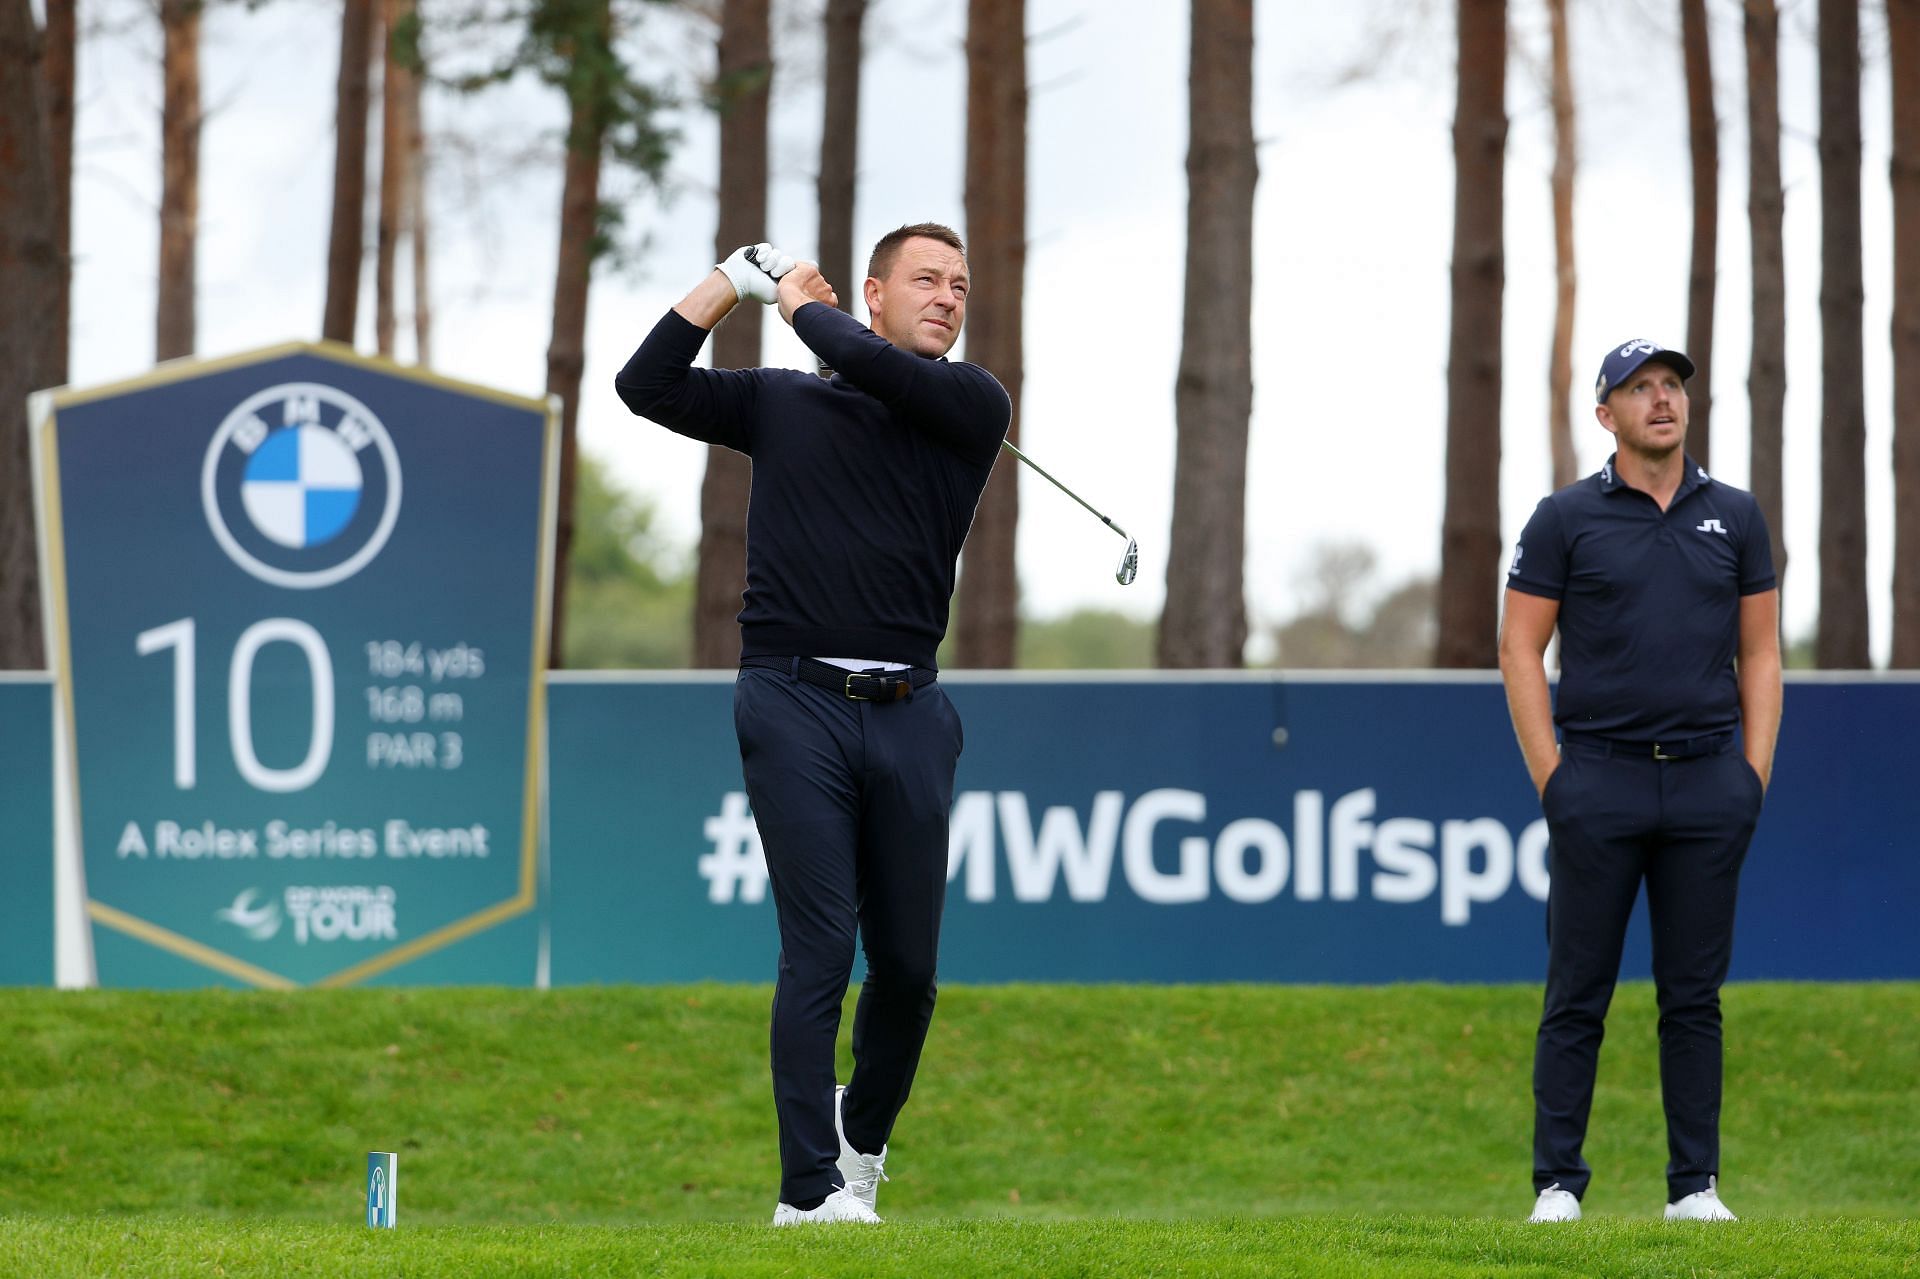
[202, 382, 402, 588]
[1696, 518, 1727, 535]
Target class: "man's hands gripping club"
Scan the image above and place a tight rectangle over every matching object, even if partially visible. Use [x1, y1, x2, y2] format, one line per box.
[717, 242, 796, 304]
[718, 242, 838, 319]
[676, 242, 838, 330]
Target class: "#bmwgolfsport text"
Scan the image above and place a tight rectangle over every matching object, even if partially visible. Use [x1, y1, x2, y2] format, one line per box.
[700, 788, 1550, 924]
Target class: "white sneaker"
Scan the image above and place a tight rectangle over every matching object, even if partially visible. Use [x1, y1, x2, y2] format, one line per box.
[771, 1187, 881, 1225]
[1528, 1183, 1582, 1222]
[834, 1085, 890, 1213]
[1666, 1176, 1738, 1221]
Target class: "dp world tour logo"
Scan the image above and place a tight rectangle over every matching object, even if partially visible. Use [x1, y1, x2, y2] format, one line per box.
[202, 382, 402, 588]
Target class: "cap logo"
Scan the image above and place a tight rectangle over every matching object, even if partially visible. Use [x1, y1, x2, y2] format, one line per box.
[1619, 339, 1659, 358]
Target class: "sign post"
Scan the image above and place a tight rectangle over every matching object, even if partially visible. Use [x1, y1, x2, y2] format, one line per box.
[33, 345, 556, 987]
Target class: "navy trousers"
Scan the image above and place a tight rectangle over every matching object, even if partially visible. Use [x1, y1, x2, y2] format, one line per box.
[733, 663, 963, 1205]
[1533, 737, 1765, 1202]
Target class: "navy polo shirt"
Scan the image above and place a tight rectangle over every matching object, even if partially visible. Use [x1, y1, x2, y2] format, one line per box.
[1507, 453, 1776, 741]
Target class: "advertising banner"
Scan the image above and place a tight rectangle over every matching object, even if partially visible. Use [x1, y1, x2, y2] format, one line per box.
[0, 676, 54, 985]
[547, 673, 1920, 985]
[33, 346, 555, 988]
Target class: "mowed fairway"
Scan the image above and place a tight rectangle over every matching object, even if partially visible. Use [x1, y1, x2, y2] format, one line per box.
[2, 983, 1915, 1276]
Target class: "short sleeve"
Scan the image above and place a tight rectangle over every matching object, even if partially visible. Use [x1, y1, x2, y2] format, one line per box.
[1738, 496, 1778, 595]
[1507, 496, 1568, 600]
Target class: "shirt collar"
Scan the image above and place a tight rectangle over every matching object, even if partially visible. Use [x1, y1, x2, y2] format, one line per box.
[1597, 453, 1714, 499]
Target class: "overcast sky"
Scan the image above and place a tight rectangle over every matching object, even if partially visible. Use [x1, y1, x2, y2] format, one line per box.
[58, 0, 1902, 663]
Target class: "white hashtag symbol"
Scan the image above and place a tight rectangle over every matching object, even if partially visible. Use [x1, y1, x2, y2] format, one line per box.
[699, 792, 770, 904]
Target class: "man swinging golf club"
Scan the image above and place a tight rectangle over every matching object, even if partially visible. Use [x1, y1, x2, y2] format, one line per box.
[615, 224, 1010, 1224]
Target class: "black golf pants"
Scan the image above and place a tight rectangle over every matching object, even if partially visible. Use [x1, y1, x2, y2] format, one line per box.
[733, 663, 962, 1206]
[1532, 738, 1764, 1203]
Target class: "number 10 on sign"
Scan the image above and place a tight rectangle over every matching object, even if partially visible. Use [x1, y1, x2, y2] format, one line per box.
[136, 616, 335, 793]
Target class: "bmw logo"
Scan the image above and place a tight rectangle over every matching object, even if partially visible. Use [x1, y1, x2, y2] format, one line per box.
[201, 382, 402, 588]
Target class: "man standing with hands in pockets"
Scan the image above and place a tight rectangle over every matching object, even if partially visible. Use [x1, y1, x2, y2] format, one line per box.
[1500, 338, 1781, 1225]
[615, 225, 1010, 1224]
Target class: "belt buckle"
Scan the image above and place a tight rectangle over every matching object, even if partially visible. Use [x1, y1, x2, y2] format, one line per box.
[844, 672, 873, 702]
[1653, 742, 1673, 761]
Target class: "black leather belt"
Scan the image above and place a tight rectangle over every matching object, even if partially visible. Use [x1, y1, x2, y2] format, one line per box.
[741, 655, 937, 703]
[1561, 730, 1733, 761]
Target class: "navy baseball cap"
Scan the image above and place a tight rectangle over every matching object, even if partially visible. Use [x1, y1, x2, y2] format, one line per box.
[1594, 339, 1695, 403]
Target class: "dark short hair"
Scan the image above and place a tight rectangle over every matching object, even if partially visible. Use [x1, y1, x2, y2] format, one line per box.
[866, 223, 966, 281]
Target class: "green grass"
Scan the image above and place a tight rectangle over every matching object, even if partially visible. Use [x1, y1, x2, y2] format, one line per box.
[2, 982, 1915, 1275]
[5, 1216, 1918, 1278]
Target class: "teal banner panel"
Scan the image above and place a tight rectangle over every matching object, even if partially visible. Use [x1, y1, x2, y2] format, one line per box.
[36, 348, 554, 988]
[546, 677, 765, 984]
[0, 677, 54, 985]
[546, 674, 1920, 985]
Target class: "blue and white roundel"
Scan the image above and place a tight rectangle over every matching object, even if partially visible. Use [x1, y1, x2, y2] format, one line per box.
[202, 381, 403, 589]
[240, 425, 364, 548]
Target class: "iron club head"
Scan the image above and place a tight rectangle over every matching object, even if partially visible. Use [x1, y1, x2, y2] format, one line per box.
[996, 440, 1137, 585]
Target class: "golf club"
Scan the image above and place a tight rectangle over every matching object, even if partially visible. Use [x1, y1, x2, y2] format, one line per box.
[1000, 440, 1139, 585]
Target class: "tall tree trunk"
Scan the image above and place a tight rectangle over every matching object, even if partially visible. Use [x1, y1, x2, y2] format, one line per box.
[42, 0, 73, 387]
[1157, 0, 1254, 669]
[0, 0, 56, 669]
[954, 0, 1025, 668]
[375, 0, 414, 358]
[816, 0, 864, 314]
[1435, 0, 1506, 669]
[1681, 0, 1717, 469]
[692, 0, 771, 667]
[156, 0, 200, 361]
[1547, 0, 1576, 491]
[408, 33, 432, 365]
[323, 0, 376, 344]
[546, 0, 615, 670]
[1817, 0, 1868, 667]
[1745, 0, 1787, 609]
[1891, 0, 1920, 666]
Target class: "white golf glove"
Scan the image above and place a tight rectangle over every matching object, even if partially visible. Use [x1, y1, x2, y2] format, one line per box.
[716, 242, 795, 304]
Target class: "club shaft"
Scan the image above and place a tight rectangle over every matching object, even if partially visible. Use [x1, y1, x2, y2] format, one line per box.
[1000, 440, 1130, 541]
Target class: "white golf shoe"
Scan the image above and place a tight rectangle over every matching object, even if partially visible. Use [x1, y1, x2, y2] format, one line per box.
[834, 1085, 890, 1213]
[1527, 1183, 1582, 1222]
[1666, 1176, 1738, 1221]
[771, 1187, 881, 1226]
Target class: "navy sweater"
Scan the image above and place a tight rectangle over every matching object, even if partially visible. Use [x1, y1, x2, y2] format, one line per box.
[614, 302, 1011, 669]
